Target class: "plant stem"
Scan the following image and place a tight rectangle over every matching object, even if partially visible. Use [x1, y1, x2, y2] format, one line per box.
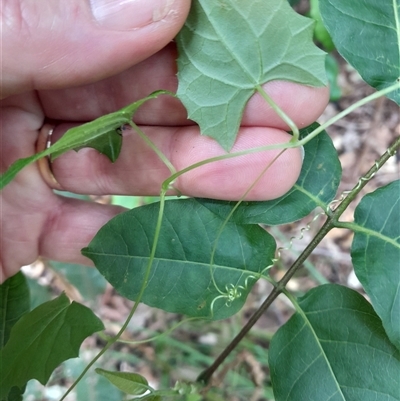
[256, 85, 299, 140]
[130, 121, 177, 175]
[197, 135, 400, 384]
[60, 191, 169, 401]
[162, 83, 400, 189]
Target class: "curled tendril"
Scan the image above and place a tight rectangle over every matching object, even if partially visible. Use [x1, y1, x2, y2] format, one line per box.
[329, 157, 385, 212]
[271, 211, 326, 265]
[209, 274, 259, 317]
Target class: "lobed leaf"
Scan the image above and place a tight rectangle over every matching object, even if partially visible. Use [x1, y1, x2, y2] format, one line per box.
[351, 180, 400, 350]
[82, 198, 276, 320]
[269, 284, 400, 401]
[198, 123, 341, 225]
[176, 0, 327, 150]
[0, 293, 104, 398]
[319, 0, 400, 105]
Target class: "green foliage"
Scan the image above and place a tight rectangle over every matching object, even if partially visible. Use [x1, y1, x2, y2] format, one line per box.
[0, 293, 104, 399]
[176, 0, 326, 150]
[0, 274, 28, 400]
[82, 198, 276, 320]
[0, 272, 30, 349]
[319, 0, 400, 105]
[0, 91, 169, 190]
[351, 181, 400, 350]
[269, 285, 400, 400]
[1, 0, 400, 399]
[74, 127, 122, 163]
[198, 123, 341, 225]
[95, 369, 150, 396]
[64, 358, 124, 401]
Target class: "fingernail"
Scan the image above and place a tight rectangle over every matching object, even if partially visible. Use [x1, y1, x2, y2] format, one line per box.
[90, 0, 174, 30]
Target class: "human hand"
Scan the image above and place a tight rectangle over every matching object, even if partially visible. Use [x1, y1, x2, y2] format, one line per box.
[0, 0, 329, 282]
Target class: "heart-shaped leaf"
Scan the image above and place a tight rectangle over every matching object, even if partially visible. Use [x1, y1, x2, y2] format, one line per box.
[319, 0, 400, 104]
[82, 198, 276, 320]
[351, 180, 400, 350]
[269, 284, 400, 401]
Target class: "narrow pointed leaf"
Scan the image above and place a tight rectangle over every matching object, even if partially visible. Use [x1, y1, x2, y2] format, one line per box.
[351, 180, 400, 350]
[0, 91, 167, 190]
[319, 0, 400, 105]
[95, 369, 150, 395]
[82, 198, 276, 320]
[176, 0, 327, 150]
[269, 284, 400, 401]
[0, 272, 30, 349]
[0, 293, 104, 398]
[198, 123, 341, 225]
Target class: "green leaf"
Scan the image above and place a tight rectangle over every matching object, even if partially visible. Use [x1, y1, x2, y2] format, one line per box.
[64, 359, 123, 401]
[176, 0, 327, 150]
[82, 198, 276, 320]
[197, 123, 341, 225]
[351, 180, 400, 350]
[0, 91, 168, 190]
[0, 293, 104, 398]
[95, 369, 150, 395]
[319, 0, 400, 105]
[73, 127, 122, 163]
[0, 272, 30, 349]
[269, 284, 400, 401]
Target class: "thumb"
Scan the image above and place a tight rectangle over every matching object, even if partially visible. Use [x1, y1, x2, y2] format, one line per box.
[1, 0, 190, 98]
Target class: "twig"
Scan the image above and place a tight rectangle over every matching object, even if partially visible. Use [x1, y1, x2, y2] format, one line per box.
[197, 136, 400, 384]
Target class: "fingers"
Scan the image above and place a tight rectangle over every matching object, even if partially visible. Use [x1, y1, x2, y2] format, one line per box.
[1, 0, 191, 98]
[50, 124, 303, 201]
[38, 43, 329, 128]
[38, 197, 126, 267]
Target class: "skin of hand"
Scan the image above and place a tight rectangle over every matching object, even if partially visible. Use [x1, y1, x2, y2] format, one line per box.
[0, 0, 329, 283]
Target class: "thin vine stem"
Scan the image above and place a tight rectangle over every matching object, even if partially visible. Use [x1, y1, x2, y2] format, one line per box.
[208, 148, 288, 296]
[61, 82, 399, 397]
[60, 156, 171, 401]
[130, 121, 177, 175]
[197, 135, 400, 384]
[162, 82, 399, 189]
[256, 84, 299, 140]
